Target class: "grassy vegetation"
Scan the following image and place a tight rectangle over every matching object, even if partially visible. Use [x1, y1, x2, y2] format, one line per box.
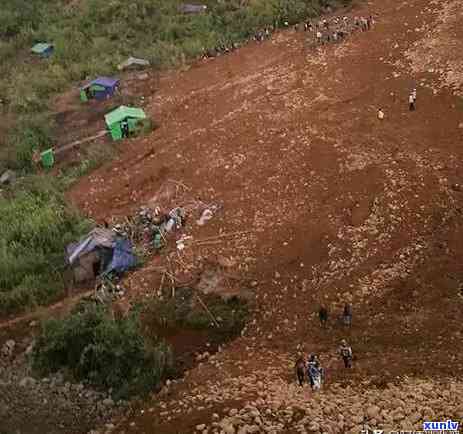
[0, 177, 90, 316]
[1, 0, 348, 123]
[145, 287, 250, 342]
[32, 302, 173, 399]
[0, 0, 350, 316]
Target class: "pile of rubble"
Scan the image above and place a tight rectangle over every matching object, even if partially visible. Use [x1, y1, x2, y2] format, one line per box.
[0, 338, 124, 434]
[138, 360, 463, 434]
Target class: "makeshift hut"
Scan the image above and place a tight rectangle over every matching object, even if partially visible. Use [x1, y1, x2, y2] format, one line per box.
[179, 3, 207, 13]
[117, 57, 150, 71]
[31, 43, 54, 57]
[80, 77, 120, 102]
[66, 228, 136, 283]
[104, 105, 147, 141]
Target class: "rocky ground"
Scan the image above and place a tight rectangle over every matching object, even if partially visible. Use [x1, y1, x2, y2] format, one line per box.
[0, 338, 123, 434]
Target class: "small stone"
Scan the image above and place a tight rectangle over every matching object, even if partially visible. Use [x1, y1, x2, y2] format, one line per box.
[103, 398, 115, 407]
[222, 424, 235, 434]
[1, 340, 15, 358]
[0, 170, 16, 185]
[366, 405, 381, 419]
[19, 377, 36, 388]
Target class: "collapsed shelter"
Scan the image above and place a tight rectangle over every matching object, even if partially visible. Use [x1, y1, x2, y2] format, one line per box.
[66, 228, 136, 283]
[104, 105, 147, 141]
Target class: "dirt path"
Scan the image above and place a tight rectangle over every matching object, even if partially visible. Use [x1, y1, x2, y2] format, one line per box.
[4, 0, 463, 432]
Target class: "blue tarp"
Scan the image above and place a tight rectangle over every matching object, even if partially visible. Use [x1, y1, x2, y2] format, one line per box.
[67, 228, 136, 277]
[104, 238, 137, 275]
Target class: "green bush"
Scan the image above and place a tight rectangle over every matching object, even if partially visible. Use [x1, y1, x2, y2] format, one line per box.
[4, 115, 53, 171]
[33, 303, 173, 398]
[0, 0, 349, 168]
[0, 176, 90, 315]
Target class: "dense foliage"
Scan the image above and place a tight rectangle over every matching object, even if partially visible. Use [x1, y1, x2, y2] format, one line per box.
[146, 287, 250, 342]
[32, 303, 173, 398]
[0, 0, 348, 115]
[0, 177, 90, 315]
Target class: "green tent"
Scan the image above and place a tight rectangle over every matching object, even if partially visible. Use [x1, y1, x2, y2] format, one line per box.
[104, 106, 147, 141]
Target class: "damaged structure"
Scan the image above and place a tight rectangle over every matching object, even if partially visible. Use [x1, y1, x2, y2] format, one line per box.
[66, 228, 136, 283]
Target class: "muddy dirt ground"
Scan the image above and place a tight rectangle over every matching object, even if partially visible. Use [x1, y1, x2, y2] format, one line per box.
[2, 0, 463, 432]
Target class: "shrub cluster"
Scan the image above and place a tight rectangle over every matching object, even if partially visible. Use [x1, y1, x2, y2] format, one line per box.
[0, 177, 90, 315]
[32, 302, 173, 399]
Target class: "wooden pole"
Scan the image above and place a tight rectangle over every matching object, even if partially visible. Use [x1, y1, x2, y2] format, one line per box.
[54, 130, 108, 155]
[195, 293, 220, 328]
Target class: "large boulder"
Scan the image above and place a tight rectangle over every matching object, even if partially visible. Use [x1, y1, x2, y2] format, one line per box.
[0, 170, 16, 185]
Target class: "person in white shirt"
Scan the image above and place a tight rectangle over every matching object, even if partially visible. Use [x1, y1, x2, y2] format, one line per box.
[377, 108, 385, 120]
[409, 93, 415, 111]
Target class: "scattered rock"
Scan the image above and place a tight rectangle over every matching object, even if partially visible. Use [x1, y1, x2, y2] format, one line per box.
[1, 340, 15, 358]
[0, 170, 16, 185]
[102, 398, 115, 407]
[19, 377, 36, 388]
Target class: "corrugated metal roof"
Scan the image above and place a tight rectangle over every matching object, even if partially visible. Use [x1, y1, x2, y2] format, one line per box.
[105, 106, 146, 127]
[117, 57, 150, 70]
[82, 76, 119, 90]
[31, 43, 53, 54]
[67, 227, 115, 265]
[180, 4, 207, 13]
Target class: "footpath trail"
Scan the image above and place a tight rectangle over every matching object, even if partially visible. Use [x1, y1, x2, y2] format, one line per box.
[68, 0, 463, 432]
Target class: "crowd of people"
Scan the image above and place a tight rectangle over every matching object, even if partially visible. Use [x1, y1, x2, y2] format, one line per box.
[302, 14, 375, 46]
[294, 304, 355, 388]
[200, 12, 376, 59]
[295, 339, 353, 390]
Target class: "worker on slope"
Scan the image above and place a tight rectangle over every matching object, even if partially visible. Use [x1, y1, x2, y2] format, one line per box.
[295, 353, 306, 386]
[409, 93, 416, 111]
[342, 303, 352, 327]
[307, 354, 323, 390]
[319, 305, 329, 328]
[338, 339, 353, 368]
[377, 108, 385, 120]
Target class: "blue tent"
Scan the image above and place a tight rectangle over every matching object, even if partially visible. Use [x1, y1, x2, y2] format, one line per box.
[104, 238, 137, 275]
[81, 77, 120, 101]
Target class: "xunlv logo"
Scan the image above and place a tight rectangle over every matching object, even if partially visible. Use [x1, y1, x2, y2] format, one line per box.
[423, 420, 460, 431]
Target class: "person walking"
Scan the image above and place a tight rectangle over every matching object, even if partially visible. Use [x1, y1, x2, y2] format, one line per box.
[409, 92, 415, 111]
[338, 339, 353, 368]
[366, 16, 371, 30]
[377, 108, 385, 120]
[319, 306, 329, 328]
[307, 354, 322, 390]
[342, 303, 352, 327]
[295, 353, 306, 386]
